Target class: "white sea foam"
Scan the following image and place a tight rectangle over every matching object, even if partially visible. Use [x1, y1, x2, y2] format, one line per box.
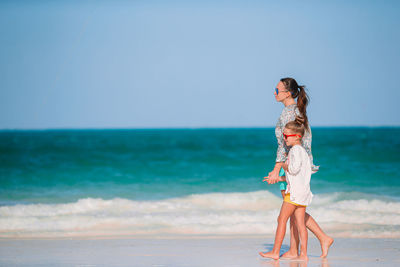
[1, 190, 400, 238]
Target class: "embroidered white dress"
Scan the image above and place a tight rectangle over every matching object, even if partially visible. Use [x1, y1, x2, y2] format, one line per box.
[285, 144, 313, 206]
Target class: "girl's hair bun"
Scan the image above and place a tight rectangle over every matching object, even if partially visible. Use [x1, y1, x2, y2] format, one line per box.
[285, 117, 306, 137]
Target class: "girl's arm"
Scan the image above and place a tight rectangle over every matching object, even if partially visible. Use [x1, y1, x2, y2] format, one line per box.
[287, 146, 302, 175]
[282, 161, 288, 172]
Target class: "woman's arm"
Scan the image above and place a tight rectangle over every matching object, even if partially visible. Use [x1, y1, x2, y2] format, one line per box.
[267, 107, 294, 183]
[266, 162, 285, 184]
[276, 108, 294, 163]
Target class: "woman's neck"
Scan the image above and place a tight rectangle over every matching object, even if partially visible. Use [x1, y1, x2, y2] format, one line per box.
[282, 97, 296, 107]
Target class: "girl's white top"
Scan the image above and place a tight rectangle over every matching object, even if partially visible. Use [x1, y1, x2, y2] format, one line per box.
[285, 144, 313, 206]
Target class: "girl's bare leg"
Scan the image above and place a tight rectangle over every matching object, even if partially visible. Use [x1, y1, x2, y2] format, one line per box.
[285, 212, 334, 258]
[281, 214, 300, 258]
[259, 202, 296, 260]
[280, 190, 299, 259]
[304, 213, 334, 257]
[293, 206, 308, 261]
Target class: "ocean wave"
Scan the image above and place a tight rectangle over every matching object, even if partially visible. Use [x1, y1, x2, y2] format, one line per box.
[1, 191, 400, 238]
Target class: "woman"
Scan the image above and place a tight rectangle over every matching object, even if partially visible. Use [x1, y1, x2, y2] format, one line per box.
[267, 77, 333, 258]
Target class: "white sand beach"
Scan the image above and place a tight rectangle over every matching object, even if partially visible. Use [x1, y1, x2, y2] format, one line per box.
[1, 236, 399, 267]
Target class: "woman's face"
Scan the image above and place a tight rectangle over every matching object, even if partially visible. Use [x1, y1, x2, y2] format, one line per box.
[274, 81, 291, 102]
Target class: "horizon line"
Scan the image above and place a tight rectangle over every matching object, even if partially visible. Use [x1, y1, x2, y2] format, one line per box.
[1, 125, 399, 131]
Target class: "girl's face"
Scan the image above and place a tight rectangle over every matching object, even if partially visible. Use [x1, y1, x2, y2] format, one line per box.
[283, 128, 301, 147]
[274, 81, 291, 102]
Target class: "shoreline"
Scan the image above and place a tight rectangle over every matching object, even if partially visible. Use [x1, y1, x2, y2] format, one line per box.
[1, 237, 399, 266]
[2, 233, 400, 241]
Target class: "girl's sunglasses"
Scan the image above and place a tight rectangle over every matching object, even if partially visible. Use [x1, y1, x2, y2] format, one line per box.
[283, 133, 302, 139]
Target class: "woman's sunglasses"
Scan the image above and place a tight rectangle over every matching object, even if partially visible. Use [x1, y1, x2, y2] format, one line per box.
[283, 133, 302, 139]
[275, 88, 289, 95]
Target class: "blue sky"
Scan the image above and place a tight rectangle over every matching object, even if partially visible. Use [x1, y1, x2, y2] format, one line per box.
[1, 0, 399, 129]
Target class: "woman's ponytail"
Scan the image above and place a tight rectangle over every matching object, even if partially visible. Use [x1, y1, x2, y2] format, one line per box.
[280, 78, 310, 130]
[296, 85, 309, 130]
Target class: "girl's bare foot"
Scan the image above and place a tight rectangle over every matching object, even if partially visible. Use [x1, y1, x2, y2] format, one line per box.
[281, 250, 298, 259]
[259, 251, 280, 260]
[320, 237, 334, 258]
[293, 254, 309, 261]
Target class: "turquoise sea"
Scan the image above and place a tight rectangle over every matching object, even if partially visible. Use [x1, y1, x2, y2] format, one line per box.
[1, 128, 399, 238]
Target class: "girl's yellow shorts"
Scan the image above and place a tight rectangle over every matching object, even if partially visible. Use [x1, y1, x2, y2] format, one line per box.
[284, 193, 306, 207]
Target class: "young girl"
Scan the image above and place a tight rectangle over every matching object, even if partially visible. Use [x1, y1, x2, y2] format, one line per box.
[260, 120, 313, 261]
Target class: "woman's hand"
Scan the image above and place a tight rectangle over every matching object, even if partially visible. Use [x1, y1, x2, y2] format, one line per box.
[264, 169, 280, 184]
[263, 162, 285, 184]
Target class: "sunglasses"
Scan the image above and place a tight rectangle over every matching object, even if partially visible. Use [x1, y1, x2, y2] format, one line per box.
[275, 88, 289, 95]
[283, 133, 302, 139]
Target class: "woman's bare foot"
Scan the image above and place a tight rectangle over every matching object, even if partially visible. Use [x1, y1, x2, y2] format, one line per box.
[293, 254, 309, 261]
[281, 250, 298, 259]
[259, 251, 280, 260]
[320, 236, 334, 258]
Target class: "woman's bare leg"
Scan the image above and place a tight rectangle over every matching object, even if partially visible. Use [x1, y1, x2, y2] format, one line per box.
[259, 202, 296, 260]
[304, 213, 334, 257]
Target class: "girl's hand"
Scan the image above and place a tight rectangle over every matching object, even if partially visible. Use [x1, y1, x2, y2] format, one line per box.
[282, 160, 289, 172]
[282, 163, 288, 172]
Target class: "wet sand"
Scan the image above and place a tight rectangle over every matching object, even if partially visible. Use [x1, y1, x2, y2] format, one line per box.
[0, 236, 399, 266]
